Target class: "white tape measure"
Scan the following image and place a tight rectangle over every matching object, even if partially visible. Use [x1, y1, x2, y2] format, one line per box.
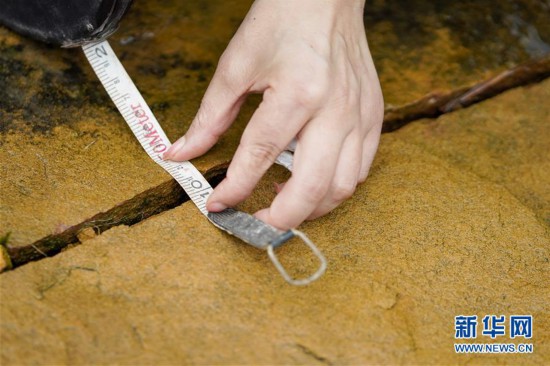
[83, 41, 213, 215]
[82, 40, 326, 285]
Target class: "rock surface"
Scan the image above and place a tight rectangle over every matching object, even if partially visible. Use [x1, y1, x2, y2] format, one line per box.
[1, 1, 549, 363]
[395, 80, 550, 225]
[367, 0, 550, 106]
[1, 81, 549, 364]
[0, 1, 255, 247]
[2, 0, 549, 248]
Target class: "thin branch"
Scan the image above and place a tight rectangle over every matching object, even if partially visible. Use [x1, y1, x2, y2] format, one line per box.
[382, 55, 550, 132]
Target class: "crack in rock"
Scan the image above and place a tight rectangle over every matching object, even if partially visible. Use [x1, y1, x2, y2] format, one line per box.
[4, 165, 227, 270]
[382, 55, 550, 132]
[294, 343, 333, 365]
[2, 55, 550, 272]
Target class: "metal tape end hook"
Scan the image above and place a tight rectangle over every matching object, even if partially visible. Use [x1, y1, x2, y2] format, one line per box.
[267, 229, 327, 286]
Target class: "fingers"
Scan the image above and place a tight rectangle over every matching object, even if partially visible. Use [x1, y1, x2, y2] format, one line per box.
[307, 132, 362, 220]
[358, 124, 382, 182]
[258, 122, 380, 227]
[254, 115, 347, 229]
[163, 68, 246, 162]
[307, 124, 382, 220]
[206, 90, 311, 211]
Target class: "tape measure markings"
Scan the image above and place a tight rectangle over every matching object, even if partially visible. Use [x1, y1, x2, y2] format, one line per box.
[83, 41, 213, 216]
[82, 40, 326, 286]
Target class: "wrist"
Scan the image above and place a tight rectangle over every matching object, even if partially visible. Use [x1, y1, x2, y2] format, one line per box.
[252, 0, 365, 29]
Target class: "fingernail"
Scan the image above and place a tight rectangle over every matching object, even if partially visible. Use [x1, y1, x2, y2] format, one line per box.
[207, 201, 227, 212]
[163, 136, 186, 160]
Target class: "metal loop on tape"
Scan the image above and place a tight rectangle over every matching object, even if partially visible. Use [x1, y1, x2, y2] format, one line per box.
[267, 229, 327, 286]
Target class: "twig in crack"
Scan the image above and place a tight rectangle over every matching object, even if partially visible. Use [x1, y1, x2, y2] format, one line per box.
[382, 55, 550, 132]
[3, 55, 549, 271]
[4, 166, 227, 269]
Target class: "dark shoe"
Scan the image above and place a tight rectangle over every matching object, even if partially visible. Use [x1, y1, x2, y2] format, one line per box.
[0, 0, 133, 47]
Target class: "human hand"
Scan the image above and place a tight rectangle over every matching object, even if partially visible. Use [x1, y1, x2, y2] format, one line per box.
[164, 0, 384, 230]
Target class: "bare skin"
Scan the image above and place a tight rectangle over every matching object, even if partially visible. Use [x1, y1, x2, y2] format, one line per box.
[164, 0, 384, 230]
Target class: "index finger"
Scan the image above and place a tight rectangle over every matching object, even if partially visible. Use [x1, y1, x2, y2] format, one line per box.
[206, 90, 311, 211]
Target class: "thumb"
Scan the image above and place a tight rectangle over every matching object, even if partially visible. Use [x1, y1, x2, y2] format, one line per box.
[164, 71, 245, 162]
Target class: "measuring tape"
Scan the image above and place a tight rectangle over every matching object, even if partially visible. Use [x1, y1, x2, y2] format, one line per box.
[82, 40, 326, 285]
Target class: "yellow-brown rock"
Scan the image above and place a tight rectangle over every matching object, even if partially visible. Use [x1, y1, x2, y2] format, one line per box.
[1, 81, 548, 364]
[2, 0, 549, 248]
[1, 1, 549, 363]
[395, 80, 550, 224]
[0, 1, 256, 247]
